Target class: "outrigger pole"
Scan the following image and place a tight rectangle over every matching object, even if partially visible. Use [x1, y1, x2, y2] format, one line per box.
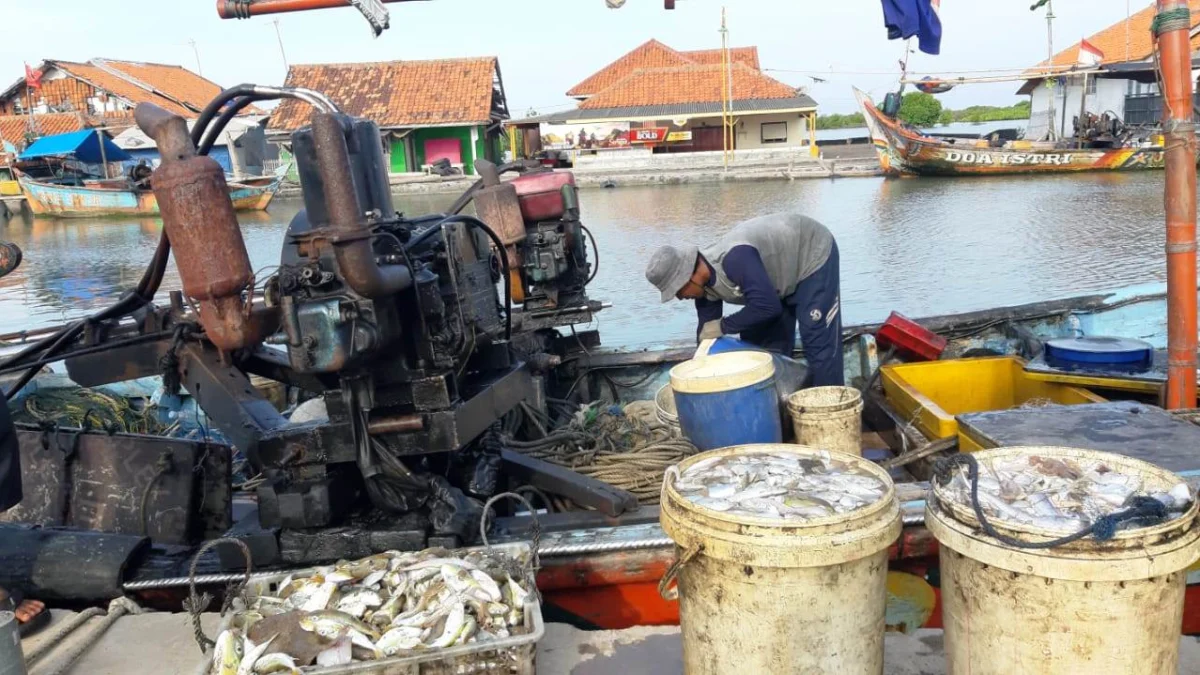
[1155, 0, 1197, 408]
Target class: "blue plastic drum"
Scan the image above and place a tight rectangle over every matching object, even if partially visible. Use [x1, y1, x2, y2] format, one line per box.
[669, 351, 782, 451]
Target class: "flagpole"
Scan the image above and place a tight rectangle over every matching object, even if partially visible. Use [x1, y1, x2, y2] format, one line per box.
[1045, 0, 1056, 141]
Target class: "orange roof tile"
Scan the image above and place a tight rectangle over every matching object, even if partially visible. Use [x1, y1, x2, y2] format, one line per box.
[1029, 1, 1200, 72]
[48, 60, 197, 116]
[97, 60, 247, 114]
[0, 113, 88, 148]
[269, 58, 503, 131]
[680, 47, 760, 70]
[578, 63, 801, 110]
[566, 40, 696, 97]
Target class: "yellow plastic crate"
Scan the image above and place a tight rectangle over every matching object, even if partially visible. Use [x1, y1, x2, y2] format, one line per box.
[880, 356, 1106, 442]
[0, 180, 19, 196]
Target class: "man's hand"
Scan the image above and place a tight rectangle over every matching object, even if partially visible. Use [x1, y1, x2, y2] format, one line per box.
[698, 319, 723, 341]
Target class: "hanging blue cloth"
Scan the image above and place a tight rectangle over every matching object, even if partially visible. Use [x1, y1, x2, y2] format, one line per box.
[881, 0, 942, 56]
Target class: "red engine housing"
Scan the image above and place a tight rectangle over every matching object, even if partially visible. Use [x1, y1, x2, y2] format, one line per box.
[511, 171, 576, 222]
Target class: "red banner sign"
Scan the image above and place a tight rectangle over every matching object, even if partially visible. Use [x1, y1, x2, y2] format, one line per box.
[628, 127, 668, 143]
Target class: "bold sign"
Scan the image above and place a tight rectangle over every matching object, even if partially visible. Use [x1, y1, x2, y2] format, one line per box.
[665, 131, 693, 142]
[944, 150, 1076, 166]
[628, 127, 669, 143]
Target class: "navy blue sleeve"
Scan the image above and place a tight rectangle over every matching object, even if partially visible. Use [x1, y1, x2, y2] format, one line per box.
[695, 296, 723, 339]
[718, 245, 783, 335]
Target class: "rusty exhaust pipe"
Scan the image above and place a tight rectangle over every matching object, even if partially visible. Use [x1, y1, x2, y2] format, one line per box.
[1155, 1, 1198, 409]
[310, 110, 412, 298]
[136, 103, 263, 351]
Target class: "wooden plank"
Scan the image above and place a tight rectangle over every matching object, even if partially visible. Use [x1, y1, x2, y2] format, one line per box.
[501, 449, 639, 517]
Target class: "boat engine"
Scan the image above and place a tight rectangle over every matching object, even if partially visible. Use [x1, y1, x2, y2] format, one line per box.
[250, 109, 603, 535]
[53, 92, 605, 547]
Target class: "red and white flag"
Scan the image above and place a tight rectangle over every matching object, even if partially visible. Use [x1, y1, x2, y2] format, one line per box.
[1077, 39, 1104, 67]
[23, 63, 41, 90]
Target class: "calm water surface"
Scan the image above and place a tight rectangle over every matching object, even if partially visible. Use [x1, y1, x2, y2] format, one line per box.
[0, 172, 1169, 348]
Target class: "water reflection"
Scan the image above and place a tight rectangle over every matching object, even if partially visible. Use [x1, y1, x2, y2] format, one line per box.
[0, 173, 1173, 347]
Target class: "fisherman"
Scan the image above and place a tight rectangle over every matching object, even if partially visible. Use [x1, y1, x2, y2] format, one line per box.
[644, 212, 844, 386]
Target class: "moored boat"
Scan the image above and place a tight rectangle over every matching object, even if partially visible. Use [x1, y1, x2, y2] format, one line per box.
[855, 88, 1169, 177]
[15, 170, 281, 218]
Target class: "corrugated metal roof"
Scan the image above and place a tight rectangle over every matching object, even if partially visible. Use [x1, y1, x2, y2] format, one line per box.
[113, 117, 254, 150]
[513, 96, 817, 125]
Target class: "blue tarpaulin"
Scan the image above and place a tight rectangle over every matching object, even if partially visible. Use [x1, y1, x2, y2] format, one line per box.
[19, 130, 131, 163]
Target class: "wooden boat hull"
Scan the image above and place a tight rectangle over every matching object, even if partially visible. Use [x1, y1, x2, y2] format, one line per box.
[11, 283, 1200, 636]
[17, 174, 280, 218]
[854, 88, 1166, 177]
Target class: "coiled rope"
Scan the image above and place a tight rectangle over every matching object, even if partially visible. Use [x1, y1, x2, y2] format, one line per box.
[507, 400, 697, 504]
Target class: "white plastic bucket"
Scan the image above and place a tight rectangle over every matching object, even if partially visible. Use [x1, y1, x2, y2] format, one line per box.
[660, 444, 901, 674]
[786, 386, 863, 456]
[927, 446, 1200, 674]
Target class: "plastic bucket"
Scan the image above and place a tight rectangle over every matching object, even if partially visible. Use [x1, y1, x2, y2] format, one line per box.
[669, 352, 781, 451]
[786, 386, 863, 456]
[655, 384, 680, 430]
[926, 446, 1200, 675]
[660, 444, 901, 675]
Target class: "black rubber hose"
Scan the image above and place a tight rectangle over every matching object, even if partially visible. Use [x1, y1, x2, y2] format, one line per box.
[198, 95, 273, 156]
[191, 84, 259, 147]
[580, 223, 599, 286]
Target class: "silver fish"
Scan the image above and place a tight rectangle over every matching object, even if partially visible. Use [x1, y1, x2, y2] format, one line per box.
[251, 652, 299, 674]
[212, 629, 242, 675]
[237, 634, 276, 675]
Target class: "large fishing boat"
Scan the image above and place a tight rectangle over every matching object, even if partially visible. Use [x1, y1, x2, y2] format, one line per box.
[855, 88, 1169, 177]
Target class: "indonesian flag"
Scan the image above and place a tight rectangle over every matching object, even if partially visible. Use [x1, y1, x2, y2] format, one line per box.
[1077, 39, 1104, 67]
[24, 63, 41, 90]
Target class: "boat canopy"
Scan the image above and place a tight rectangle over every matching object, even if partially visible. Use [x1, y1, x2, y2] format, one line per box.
[19, 130, 131, 163]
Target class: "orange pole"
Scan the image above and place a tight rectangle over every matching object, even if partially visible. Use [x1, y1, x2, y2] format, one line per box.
[216, 0, 422, 19]
[1157, 0, 1198, 409]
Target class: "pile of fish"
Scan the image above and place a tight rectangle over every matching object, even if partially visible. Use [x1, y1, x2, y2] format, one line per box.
[940, 454, 1193, 533]
[672, 450, 887, 520]
[210, 547, 534, 674]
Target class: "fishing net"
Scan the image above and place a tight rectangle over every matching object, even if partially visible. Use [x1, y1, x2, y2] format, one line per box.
[11, 387, 167, 435]
[505, 400, 698, 505]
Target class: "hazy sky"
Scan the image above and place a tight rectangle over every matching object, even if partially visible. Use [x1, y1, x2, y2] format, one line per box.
[1, 1, 1152, 117]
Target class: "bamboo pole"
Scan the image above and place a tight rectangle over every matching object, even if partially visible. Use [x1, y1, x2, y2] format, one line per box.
[1156, 0, 1197, 408]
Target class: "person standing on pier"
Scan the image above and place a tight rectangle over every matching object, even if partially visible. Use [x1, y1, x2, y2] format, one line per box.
[645, 213, 844, 386]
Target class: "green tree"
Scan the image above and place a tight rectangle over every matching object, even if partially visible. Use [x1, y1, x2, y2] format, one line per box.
[898, 92, 943, 127]
[937, 109, 954, 126]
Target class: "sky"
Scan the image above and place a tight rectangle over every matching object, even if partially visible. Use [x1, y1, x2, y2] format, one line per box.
[0, 1, 1154, 117]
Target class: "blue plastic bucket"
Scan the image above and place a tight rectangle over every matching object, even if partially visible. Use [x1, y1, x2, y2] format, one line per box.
[669, 351, 782, 451]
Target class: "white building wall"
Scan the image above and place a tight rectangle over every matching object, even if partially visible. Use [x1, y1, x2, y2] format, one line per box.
[1026, 76, 1128, 140]
[733, 112, 810, 150]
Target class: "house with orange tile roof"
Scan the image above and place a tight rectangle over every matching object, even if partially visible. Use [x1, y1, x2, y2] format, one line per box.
[1018, 2, 1200, 139]
[511, 39, 816, 159]
[268, 57, 509, 176]
[0, 59, 245, 119]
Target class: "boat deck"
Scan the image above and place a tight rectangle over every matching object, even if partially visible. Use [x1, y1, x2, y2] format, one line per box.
[21, 609, 1200, 674]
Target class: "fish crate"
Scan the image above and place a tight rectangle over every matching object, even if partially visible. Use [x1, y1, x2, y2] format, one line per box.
[199, 542, 543, 675]
[880, 356, 1105, 446]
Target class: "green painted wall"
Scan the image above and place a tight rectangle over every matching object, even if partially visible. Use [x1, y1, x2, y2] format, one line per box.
[278, 146, 300, 181]
[388, 137, 408, 173]
[413, 126, 476, 175]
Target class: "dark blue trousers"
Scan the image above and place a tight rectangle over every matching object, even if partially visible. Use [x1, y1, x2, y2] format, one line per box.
[739, 241, 844, 386]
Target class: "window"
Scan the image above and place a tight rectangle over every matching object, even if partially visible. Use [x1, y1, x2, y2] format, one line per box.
[760, 121, 788, 144]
